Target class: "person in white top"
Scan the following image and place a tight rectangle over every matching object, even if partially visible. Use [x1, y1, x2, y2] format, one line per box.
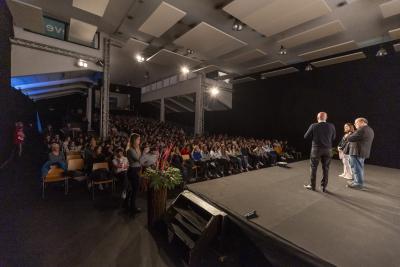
[112, 148, 129, 183]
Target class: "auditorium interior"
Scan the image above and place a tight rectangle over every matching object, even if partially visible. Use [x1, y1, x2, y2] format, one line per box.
[1, 0, 400, 266]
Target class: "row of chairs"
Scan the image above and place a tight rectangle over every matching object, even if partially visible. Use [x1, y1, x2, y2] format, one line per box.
[42, 152, 115, 200]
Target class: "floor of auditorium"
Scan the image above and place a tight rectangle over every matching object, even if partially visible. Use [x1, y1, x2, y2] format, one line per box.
[187, 160, 400, 267]
[0, 141, 267, 267]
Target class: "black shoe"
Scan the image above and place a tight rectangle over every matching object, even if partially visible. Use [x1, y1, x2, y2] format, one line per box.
[320, 186, 327, 193]
[304, 184, 315, 191]
[347, 183, 363, 190]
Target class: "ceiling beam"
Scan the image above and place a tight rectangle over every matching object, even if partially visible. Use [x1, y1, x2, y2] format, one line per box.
[14, 77, 95, 90]
[167, 98, 194, 112]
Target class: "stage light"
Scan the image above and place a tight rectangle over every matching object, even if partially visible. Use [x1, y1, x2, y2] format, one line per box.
[305, 64, 313, 71]
[232, 19, 244, 31]
[186, 48, 194, 55]
[96, 59, 104, 67]
[181, 66, 190, 74]
[136, 54, 145, 63]
[209, 87, 220, 97]
[279, 45, 287, 55]
[376, 47, 388, 57]
[77, 59, 88, 68]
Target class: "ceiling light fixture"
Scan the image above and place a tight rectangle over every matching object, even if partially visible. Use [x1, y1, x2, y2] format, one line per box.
[136, 54, 145, 63]
[279, 45, 287, 55]
[305, 64, 313, 71]
[232, 19, 244, 31]
[376, 34, 388, 57]
[376, 46, 388, 57]
[186, 48, 194, 55]
[209, 87, 220, 96]
[77, 59, 88, 68]
[181, 66, 190, 74]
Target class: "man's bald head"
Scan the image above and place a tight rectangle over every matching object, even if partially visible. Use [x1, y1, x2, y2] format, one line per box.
[317, 112, 328, 122]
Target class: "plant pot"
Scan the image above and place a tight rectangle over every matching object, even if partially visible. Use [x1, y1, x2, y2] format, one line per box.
[147, 186, 167, 227]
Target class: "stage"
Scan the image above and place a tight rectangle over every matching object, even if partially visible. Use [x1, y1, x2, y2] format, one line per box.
[186, 160, 400, 267]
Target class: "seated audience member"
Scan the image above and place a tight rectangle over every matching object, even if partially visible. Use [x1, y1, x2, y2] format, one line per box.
[89, 146, 109, 190]
[62, 136, 71, 154]
[112, 148, 129, 183]
[84, 137, 97, 174]
[170, 146, 187, 179]
[60, 123, 73, 138]
[41, 143, 67, 178]
[140, 145, 159, 168]
[191, 145, 207, 178]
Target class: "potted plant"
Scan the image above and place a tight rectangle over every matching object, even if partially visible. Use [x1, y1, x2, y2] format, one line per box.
[144, 166, 182, 227]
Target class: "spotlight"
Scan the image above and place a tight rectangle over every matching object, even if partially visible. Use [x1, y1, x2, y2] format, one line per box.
[186, 48, 194, 55]
[279, 45, 287, 55]
[77, 59, 88, 68]
[181, 66, 190, 74]
[136, 54, 145, 63]
[209, 87, 220, 96]
[305, 64, 313, 71]
[376, 47, 388, 57]
[232, 19, 244, 31]
[96, 59, 104, 67]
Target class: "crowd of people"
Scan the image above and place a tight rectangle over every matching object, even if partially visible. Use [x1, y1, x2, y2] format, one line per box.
[41, 115, 301, 215]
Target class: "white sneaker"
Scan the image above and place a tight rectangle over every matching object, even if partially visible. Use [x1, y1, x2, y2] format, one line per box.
[338, 173, 345, 177]
[344, 176, 353, 180]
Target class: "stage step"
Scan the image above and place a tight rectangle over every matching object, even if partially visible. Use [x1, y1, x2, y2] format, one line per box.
[173, 206, 207, 232]
[171, 222, 196, 249]
[166, 190, 227, 266]
[174, 213, 202, 236]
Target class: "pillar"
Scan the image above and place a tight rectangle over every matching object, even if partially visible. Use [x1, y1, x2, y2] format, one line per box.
[160, 97, 165, 123]
[100, 38, 110, 139]
[86, 86, 92, 130]
[194, 75, 204, 135]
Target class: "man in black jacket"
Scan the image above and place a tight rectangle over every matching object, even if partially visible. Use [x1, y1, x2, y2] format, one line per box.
[347, 117, 374, 189]
[304, 112, 336, 192]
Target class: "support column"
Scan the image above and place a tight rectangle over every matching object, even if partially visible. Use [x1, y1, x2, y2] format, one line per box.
[194, 75, 204, 135]
[160, 97, 165, 123]
[86, 86, 93, 130]
[100, 38, 110, 139]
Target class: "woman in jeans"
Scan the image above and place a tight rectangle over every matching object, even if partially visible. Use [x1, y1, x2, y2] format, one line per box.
[125, 133, 142, 216]
[338, 123, 355, 180]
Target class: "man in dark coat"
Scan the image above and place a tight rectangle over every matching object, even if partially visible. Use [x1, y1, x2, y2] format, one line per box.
[346, 117, 374, 189]
[304, 112, 336, 192]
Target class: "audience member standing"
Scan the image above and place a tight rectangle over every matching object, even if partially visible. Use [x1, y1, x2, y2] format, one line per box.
[125, 133, 142, 216]
[14, 122, 25, 157]
[304, 112, 336, 192]
[346, 118, 374, 190]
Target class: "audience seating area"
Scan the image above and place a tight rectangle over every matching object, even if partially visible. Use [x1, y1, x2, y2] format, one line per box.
[40, 115, 302, 198]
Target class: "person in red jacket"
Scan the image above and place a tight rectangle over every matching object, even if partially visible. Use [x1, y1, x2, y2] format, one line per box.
[14, 122, 25, 157]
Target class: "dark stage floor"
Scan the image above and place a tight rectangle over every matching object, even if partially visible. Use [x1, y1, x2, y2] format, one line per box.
[187, 160, 400, 267]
